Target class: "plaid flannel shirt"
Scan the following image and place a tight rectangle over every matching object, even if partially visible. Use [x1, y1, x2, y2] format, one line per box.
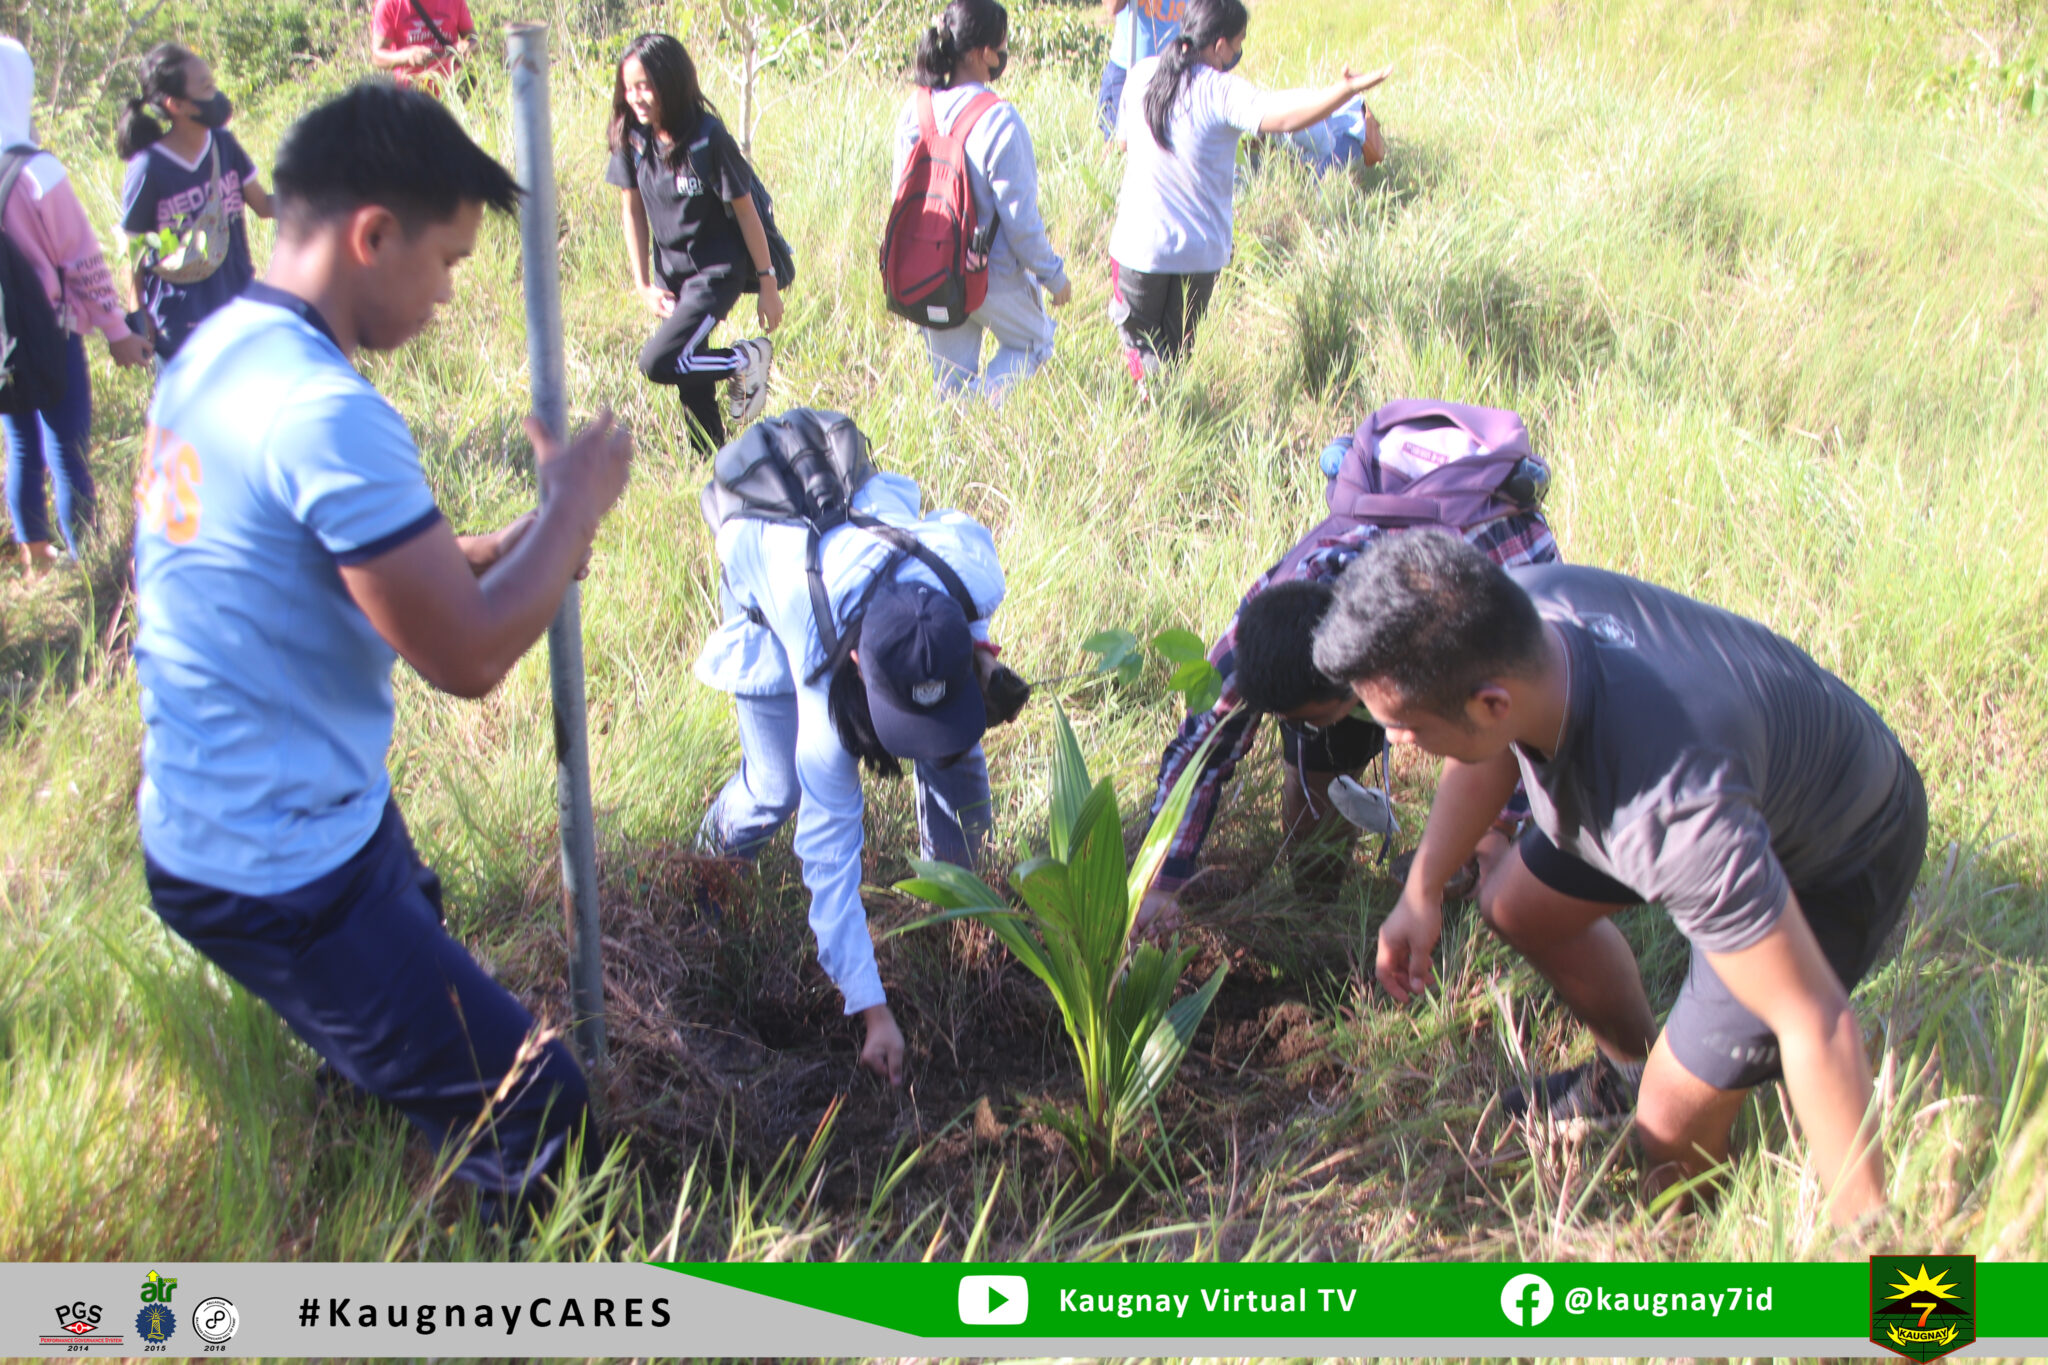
[1148, 512, 1558, 890]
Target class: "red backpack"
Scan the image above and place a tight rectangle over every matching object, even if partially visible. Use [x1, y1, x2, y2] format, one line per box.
[879, 88, 1001, 330]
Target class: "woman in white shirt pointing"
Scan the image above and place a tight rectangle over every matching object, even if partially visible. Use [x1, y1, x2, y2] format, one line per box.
[1108, 0, 1388, 381]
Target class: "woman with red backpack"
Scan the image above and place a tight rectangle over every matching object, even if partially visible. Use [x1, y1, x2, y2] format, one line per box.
[888, 0, 1071, 402]
[1107, 0, 1387, 382]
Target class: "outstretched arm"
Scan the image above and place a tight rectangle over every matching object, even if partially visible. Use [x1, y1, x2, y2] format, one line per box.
[1258, 65, 1391, 135]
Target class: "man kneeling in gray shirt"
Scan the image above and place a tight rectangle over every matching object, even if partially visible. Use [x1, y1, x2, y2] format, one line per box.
[1312, 529, 1926, 1227]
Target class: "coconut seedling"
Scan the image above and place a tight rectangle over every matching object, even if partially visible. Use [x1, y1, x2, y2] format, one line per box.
[895, 704, 1225, 1181]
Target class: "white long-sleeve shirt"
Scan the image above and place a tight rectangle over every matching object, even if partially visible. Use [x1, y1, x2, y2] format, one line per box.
[891, 84, 1068, 297]
[694, 473, 1007, 1013]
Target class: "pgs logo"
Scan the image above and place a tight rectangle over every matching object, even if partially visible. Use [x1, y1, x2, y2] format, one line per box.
[136, 1269, 178, 1344]
[1871, 1256, 1975, 1362]
[39, 1301, 122, 1347]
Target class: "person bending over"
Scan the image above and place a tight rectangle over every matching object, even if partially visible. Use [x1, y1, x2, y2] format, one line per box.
[1138, 509, 1555, 934]
[1313, 529, 1926, 1226]
[133, 82, 634, 1219]
[695, 415, 1027, 1085]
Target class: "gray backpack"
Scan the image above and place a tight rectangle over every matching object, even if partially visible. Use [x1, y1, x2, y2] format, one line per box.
[701, 408, 980, 682]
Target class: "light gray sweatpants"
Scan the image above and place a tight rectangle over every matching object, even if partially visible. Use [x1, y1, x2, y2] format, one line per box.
[920, 263, 1057, 403]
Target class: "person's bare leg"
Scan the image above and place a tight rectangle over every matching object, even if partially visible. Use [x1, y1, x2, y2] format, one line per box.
[1478, 844, 1659, 1062]
[1636, 1032, 1751, 1208]
[1280, 762, 1362, 895]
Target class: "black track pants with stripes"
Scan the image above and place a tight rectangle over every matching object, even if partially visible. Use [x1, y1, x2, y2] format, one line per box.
[638, 266, 746, 456]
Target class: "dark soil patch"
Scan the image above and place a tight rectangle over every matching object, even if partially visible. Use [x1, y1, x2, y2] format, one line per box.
[494, 828, 1371, 1242]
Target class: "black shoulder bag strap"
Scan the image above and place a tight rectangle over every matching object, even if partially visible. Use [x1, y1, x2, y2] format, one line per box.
[847, 513, 981, 622]
[801, 548, 909, 687]
[406, 0, 455, 50]
[0, 145, 34, 216]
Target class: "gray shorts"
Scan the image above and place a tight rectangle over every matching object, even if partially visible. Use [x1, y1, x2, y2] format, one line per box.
[1519, 759, 1928, 1091]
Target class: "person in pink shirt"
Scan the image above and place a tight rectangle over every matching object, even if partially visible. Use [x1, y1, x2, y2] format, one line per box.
[1, 37, 151, 571]
[370, 0, 478, 95]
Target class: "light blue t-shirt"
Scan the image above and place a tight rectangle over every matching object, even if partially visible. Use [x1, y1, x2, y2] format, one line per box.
[134, 289, 441, 895]
[1110, 0, 1185, 69]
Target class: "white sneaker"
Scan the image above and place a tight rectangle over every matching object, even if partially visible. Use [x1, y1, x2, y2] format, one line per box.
[726, 337, 773, 426]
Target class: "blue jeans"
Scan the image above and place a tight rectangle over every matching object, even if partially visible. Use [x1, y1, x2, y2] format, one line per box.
[700, 691, 994, 871]
[3, 333, 94, 550]
[144, 799, 589, 1197]
[1098, 60, 1127, 140]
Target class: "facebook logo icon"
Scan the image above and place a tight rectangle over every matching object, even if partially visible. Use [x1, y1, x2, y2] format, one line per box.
[1500, 1273, 1554, 1327]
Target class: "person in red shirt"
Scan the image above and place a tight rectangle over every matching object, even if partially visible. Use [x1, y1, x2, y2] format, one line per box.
[370, 0, 477, 94]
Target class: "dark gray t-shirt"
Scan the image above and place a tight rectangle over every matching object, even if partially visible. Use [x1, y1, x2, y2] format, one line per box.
[1509, 564, 1909, 953]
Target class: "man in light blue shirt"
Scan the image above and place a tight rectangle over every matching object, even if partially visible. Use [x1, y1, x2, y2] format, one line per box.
[135, 82, 634, 1220]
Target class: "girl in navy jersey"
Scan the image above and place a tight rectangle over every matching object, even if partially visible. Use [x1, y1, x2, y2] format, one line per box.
[608, 33, 781, 456]
[117, 44, 274, 361]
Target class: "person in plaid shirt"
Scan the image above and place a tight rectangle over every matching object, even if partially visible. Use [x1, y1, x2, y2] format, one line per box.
[1138, 509, 1556, 931]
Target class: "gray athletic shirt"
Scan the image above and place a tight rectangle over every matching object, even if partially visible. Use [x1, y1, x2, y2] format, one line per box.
[1509, 564, 1908, 954]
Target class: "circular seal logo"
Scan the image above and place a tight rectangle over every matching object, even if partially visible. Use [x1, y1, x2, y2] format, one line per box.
[136, 1303, 177, 1343]
[193, 1297, 240, 1345]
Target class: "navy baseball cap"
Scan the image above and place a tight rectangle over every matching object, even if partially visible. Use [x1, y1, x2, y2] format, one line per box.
[862, 580, 987, 761]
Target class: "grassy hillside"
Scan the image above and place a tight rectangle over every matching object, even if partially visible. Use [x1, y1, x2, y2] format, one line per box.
[2, 0, 2044, 1266]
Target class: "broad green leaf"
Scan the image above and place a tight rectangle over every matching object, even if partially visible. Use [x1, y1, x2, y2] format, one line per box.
[1166, 659, 1218, 699]
[1183, 665, 1224, 715]
[1129, 962, 1228, 1111]
[1047, 706, 1092, 862]
[1151, 628, 1207, 666]
[891, 860, 1008, 912]
[1067, 777, 1130, 978]
[1080, 627, 1141, 674]
[1115, 654, 1144, 685]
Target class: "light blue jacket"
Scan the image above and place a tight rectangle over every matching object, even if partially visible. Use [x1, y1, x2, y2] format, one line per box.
[695, 473, 1006, 1012]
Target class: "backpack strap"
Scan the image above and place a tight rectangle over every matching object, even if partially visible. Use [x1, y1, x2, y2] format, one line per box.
[849, 513, 982, 621]
[950, 90, 1004, 146]
[796, 518, 985, 687]
[802, 547, 909, 687]
[0, 145, 40, 218]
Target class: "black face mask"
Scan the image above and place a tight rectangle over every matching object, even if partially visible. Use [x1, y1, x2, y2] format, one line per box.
[188, 91, 233, 128]
[985, 48, 1008, 81]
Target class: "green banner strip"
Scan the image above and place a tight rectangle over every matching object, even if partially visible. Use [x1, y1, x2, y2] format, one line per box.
[656, 1261, 2048, 1339]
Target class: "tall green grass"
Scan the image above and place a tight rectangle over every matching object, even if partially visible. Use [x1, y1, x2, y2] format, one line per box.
[2, 0, 2043, 1265]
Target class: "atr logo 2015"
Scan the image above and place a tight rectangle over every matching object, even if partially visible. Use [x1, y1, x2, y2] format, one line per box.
[38, 1300, 123, 1348]
[1871, 1255, 1976, 1362]
[136, 1268, 179, 1344]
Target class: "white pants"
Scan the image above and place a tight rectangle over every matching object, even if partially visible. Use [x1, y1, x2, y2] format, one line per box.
[921, 264, 1057, 403]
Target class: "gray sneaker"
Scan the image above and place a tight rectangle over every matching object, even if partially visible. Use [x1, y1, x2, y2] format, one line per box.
[726, 337, 773, 426]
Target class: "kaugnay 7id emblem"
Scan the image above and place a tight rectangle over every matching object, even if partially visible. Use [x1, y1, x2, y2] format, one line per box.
[1870, 1255, 1975, 1361]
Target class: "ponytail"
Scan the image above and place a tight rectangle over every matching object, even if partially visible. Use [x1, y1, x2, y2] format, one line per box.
[117, 97, 166, 159]
[117, 43, 197, 160]
[1143, 0, 1248, 152]
[912, 0, 1008, 90]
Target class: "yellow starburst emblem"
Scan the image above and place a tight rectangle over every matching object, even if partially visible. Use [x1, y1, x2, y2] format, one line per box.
[1886, 1264, 1961, 1306]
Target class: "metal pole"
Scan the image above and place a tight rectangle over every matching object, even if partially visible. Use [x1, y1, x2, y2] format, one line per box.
[507, 22, 607, 1072]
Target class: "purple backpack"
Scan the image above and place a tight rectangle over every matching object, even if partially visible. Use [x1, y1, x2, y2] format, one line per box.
[1278, 400, 1548, 580]
[1327, 398, 1546, 529]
